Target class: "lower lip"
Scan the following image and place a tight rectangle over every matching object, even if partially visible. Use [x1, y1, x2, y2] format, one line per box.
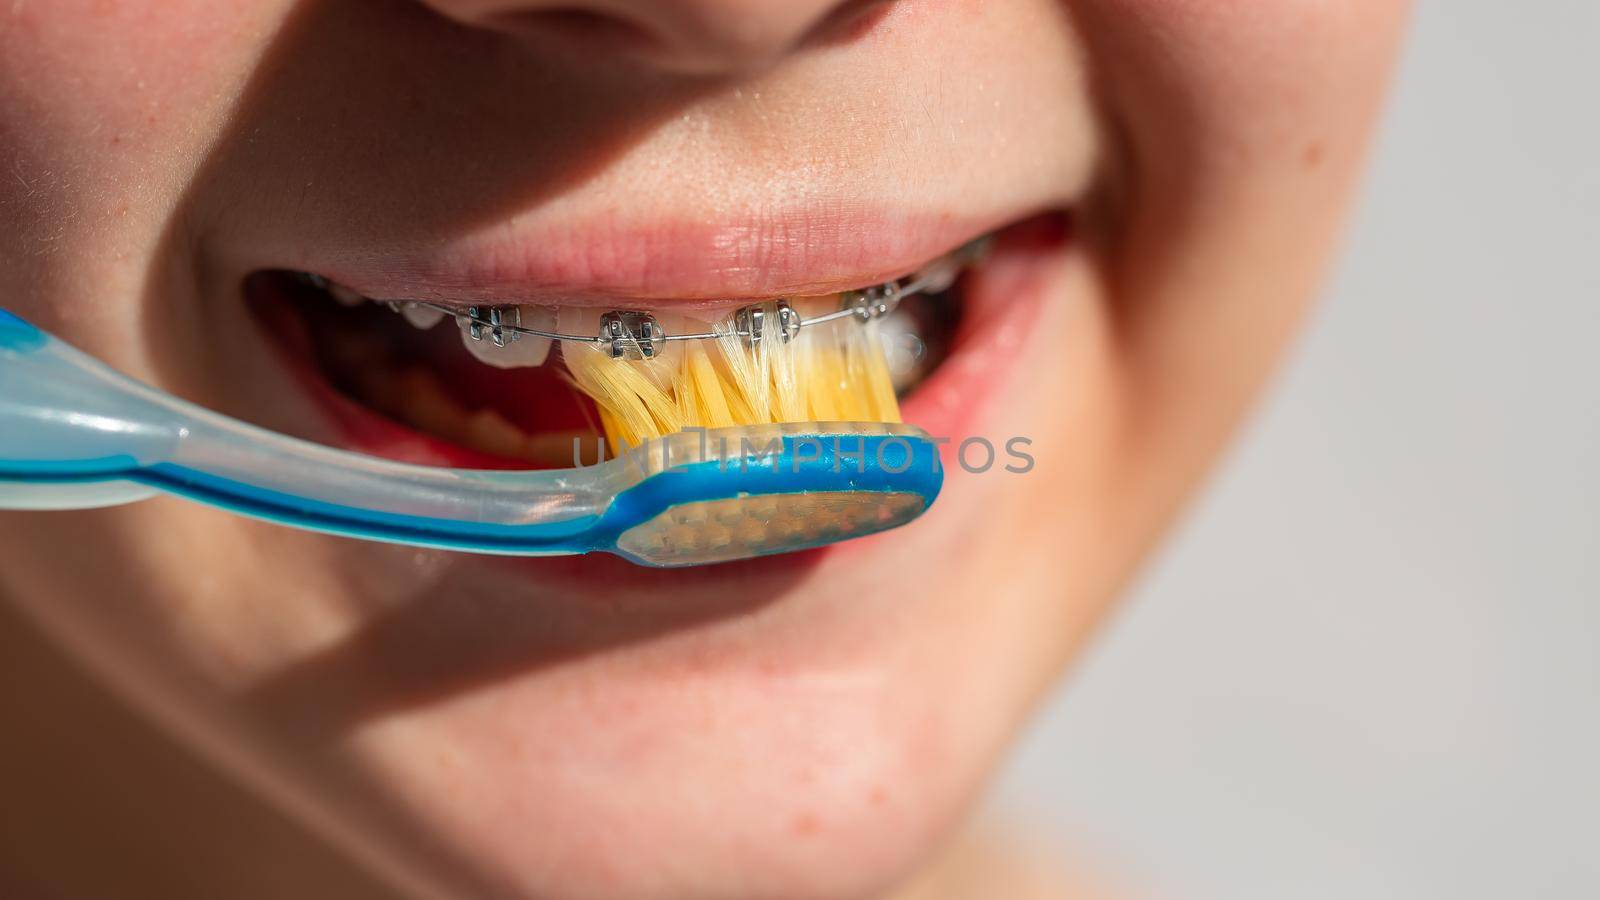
[249, 212, 1069, 587]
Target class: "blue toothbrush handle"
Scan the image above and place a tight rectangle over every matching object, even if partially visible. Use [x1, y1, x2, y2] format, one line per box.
[0, 307, 943, 564]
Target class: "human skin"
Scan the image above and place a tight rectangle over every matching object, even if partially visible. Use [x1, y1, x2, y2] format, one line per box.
[0, 1, 1407, 898]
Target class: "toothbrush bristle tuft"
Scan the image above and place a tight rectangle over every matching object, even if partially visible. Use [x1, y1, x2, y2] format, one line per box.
[564, 298, 901, 452]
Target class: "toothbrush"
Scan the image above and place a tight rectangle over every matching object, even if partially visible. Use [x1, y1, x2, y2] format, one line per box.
[0, 307, 942, 567]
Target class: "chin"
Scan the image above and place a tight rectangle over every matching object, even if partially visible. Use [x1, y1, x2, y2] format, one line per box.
[343, 618, 991, 899]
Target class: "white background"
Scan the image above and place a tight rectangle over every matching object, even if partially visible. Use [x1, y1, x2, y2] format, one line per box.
[991, 2, 1600, 897]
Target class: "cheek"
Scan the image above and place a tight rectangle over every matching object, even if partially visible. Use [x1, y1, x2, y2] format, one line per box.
[0, 0, 287, 276]
[1072, 0, 1409, 166]
[0, 0, 283, 127]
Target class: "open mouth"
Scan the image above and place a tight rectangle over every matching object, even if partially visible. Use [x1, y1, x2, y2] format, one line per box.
[240, 220, 1065, 472]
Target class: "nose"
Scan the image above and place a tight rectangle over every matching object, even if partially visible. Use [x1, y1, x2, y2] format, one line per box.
[418, 0, 889, 74]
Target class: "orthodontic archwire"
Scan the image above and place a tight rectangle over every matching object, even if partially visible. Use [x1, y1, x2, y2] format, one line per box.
[340, 236, 992, 361]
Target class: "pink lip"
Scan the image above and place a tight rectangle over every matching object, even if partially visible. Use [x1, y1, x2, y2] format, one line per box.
[301, 208, 1017, 306]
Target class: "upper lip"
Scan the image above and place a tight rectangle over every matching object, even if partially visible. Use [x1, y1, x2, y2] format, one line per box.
[288, 206, 1019, 308]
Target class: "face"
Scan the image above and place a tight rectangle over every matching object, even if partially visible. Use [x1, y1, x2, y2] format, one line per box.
[0, 1, 1406, 897]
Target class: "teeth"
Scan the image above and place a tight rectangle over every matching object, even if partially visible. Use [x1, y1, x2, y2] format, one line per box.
[464, 408, 531, 459]
[877, 310, 928, 394]
[295, 271, 371, 308]
[395, 368, 468, 441]
[459, 305, 556, 369]
[401, 303, 447, 330]
[329, 283, 366, 307]
[913, 254, 961, 295]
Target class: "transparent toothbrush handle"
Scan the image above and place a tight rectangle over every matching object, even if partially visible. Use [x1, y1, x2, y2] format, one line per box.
[0, 311, 173, 508]
[0, 308, 619, 524]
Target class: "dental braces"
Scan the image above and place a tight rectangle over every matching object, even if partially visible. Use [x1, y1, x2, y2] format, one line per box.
[390, 237, 989, 360]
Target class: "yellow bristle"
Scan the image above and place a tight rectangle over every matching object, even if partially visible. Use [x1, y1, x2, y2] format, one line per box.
[856, 322, 901, 424]
[565, 342, 683, 451]
[681, 342, 736, 428]
[711, 319, 772, 422]
[800, 331, 845, 422]
[560, 299, 903, 451]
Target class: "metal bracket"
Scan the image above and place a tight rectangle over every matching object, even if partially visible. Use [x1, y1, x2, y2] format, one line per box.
[600, 310, 666, 359]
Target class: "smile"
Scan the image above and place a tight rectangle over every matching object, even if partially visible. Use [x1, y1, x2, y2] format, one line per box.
[244, 212, 1069, 475]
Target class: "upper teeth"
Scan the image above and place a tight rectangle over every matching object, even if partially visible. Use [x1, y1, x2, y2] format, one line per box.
[401, 303, 447, 330]
[459, 305, 555, 369]
[294, 238, 981, 373]
[328, 283, 366, 307]
[296, 274, 560, 369]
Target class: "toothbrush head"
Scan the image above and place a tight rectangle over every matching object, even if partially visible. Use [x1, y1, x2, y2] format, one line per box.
[600, 423, 942, 566]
